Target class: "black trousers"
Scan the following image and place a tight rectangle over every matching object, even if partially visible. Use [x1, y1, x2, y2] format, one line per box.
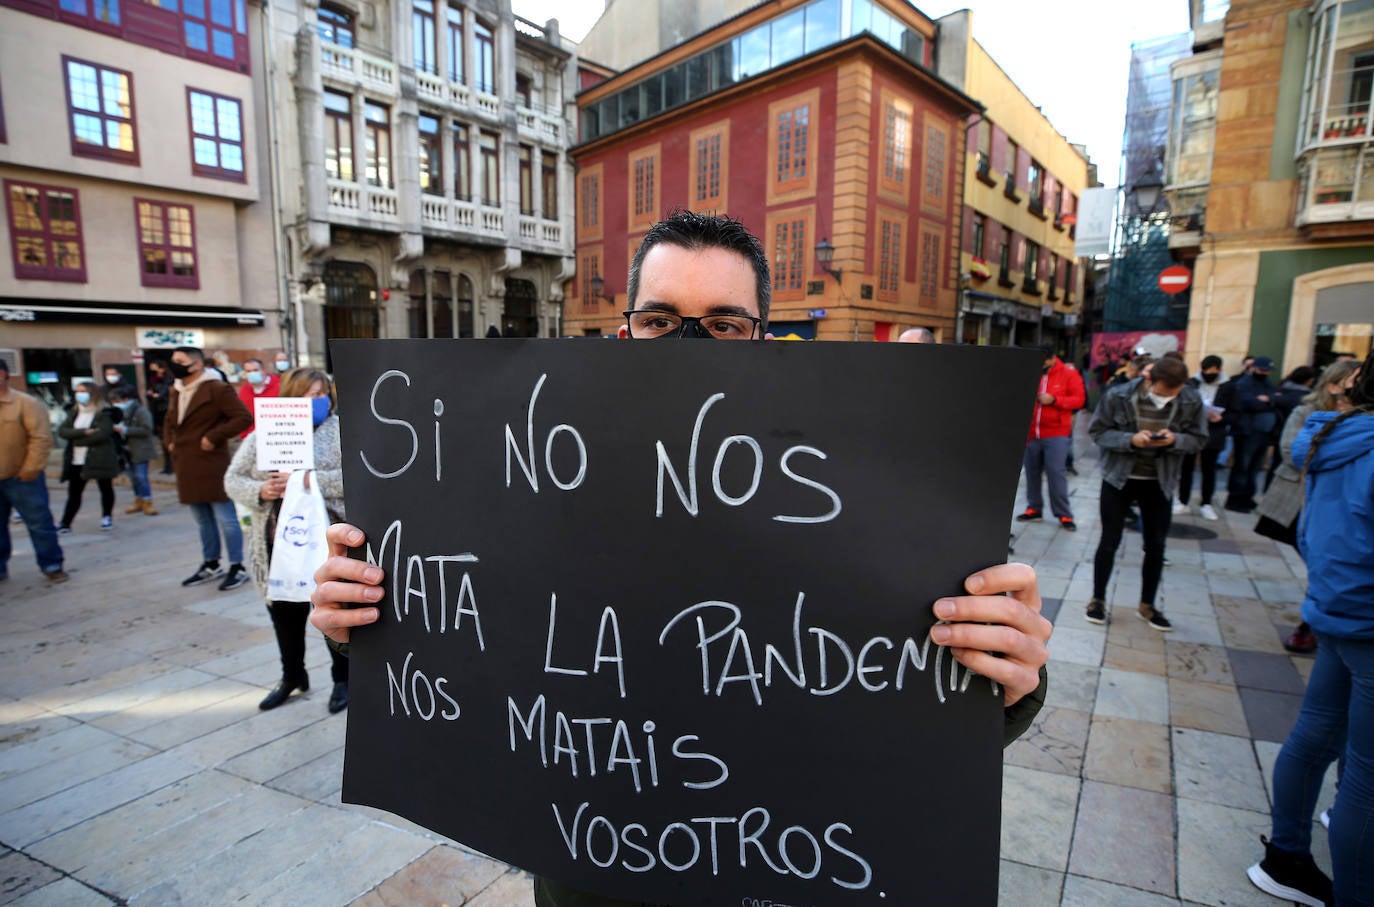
[1094, 479, 1172, 607]
[60, 476, 114, 527]
[1178, 448, 1220, 506]
[268, 601, 349, 683]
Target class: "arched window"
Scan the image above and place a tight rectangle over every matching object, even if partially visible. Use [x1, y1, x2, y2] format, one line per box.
[457, 274, 475, 337]
[317, 4, 354, 48]
[323, 260, 378, 368]
[503, 277, 538, 338]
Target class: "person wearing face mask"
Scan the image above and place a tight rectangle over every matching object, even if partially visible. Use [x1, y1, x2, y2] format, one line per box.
[57, 382, 120, 532]
[108, 387, 159, 516]
[225, 368, 349, 713]
[273, 353, 291, 373]
[102, 366, 135, 401]
[1177, 355, 1228, 520]
[236, 358, 281, 439]
[163, 346, 253, 590]
[1085, 357, 1208, 631]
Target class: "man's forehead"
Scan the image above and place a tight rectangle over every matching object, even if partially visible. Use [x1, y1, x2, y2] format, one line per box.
[638, 244, 759, 315]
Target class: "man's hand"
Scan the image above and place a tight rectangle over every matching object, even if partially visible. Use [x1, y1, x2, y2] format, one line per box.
[1207, 410, 1223, 423]
[1037, 392, 1055, 406]
[310, 523, 384, 643]
[929, 562, 1050, 707]
[199, 436, 215, 452]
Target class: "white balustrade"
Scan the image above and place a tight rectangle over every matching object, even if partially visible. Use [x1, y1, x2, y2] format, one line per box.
[516, 107, 538, 137]
[541, 222, 562, 245]
[540, 115, 562, 143]
[480, 207, 504, 234]
[449, 82, 472, 108]
[518, 216, 537, 240]
[360, 53, 396, 92]
[417, 71, 446, 104]
[327, 179, 359, 213]
[421, 196, 449, 228]
[453, 200, 476, 229]
[367, 187, 398, 219]
[474, 91, 500, 119]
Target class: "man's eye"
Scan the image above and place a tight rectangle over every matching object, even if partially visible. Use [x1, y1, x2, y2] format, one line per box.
[643, 316, 675, 330]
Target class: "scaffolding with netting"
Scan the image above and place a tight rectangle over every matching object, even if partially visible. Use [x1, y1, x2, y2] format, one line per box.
[1105, 33, 1194, 333]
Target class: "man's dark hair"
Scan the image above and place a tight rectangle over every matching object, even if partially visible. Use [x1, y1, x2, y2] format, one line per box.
[243, 357, 264, 369]
[1201, 355, 1223, 370]
[1150, 357, 1188, 388]
[1036, 343, 1056, 358]
[1284, 365, 1317, 386]
[0, 360, 9, 375]
[1162, 351, 1185, 362]
[173, 346, 205, 361]
[109, 386, 134, 403]
[626, 210, 772, 330]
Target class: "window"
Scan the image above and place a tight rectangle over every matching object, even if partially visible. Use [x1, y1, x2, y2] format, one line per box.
[1048, 253, 1060, 298]
[998, 234, 1011, 276]
[628, 145, 660, 231]
[135, 199, 198, 288]
[1024, 240, 1039, 283]
[365, 101, 391, 188]
[541, 152, 558, 219]
[518, 144, 534, 215]
[578, 165, 602, 241]
[971, 213, 986, 259]
[188, 89, 244, 181]
[768, 88, 818, 204]
[580, 250, 600, 309]
[1004, 138, 1018, 182]
[878, 216, 902, 300]
[419, 114, 442, 195]
[457, 274, 475, 337]
[474, 19, 495, 94]
[976, 120, 991, 175]
[413, 0, 437, 74]
[516, 73, 532, 108]
[1167, 67, 1220, 186]
[318, 4, 354, 47]
[64, 57, 137, 164]
[446, 6, 464, 82]
[408, 269, 428, 337]
[479, 130, 499, 206]
[1027, 160, 1043, 202]
[689, 121, 729, 211]
[882, 98, 911, 188]
[769, 214, 807, 301]
[923, 121, 947, 209]
[452, 122, 471, 200]
[324, 90, 353, 181]
[5, 180, 86, 282]
[919, 230, 939, 301]
[183, 0, 242, 63]
[59, 0, 120, 28]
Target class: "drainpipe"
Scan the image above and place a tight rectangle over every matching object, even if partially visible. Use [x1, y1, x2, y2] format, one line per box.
[261, 0, 292, 360]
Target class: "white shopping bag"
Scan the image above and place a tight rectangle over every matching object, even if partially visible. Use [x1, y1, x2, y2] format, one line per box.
[267, 469, 329, 602]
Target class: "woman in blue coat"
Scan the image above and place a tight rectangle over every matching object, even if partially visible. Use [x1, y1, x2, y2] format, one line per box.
[1248, 356, 1374, 907]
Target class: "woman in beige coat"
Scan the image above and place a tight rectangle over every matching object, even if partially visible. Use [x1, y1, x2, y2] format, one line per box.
[225, 368, 349, 713]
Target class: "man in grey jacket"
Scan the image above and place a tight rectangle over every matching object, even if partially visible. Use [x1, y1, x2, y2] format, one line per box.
[1085, 357, 1208, 631]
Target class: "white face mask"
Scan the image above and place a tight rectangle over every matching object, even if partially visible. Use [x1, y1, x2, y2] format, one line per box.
[1148, 391, 1178, 409]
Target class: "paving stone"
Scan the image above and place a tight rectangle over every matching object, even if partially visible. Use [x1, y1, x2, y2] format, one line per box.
[1164, 642, 1233, 685]
[347, 844, 513, 907]
[1005, 707, 1090, 777]
[1047, 626, 1105, 667]
[87, 676, 261, 737]
[1227, 649, 1305, 695]
[1061, 874, 1183, 907]
[1084, 715, 1171, 794]
[997, 860, 1064, 907]
[1292, 655, 1315, 682]
[1041, 662, 1099, 714]
[1238, 687, 1304, 744]
[268, 745, 345, 803]
[1206, 573, 1256, 597]
[1202, 552, 1250, 574]
[220, 715, 347, 785]
[1104, 643, 1167, 677]
[1068, 781, 1175, 896]
[1000, 765, 1079, 872]
[4, 877, 116, 907]
[0, 724, 126, 781]
[1094, 668, 1170, 726]
[1212, 596, 1287, 654]
[462, 869, 538, 907]
[0, 848, 62, 904]
[1252, 579, 1303, 603]
[50, 667, 221, 722]
[1168, 678, 1249, 737]
[1175, 798, 1278, 906]
[1158, 611, 1223, 647]
[1040, 596, 1062, 624]
[247, 820, 434, 907]
[1171, 727, 1268, 812]
[0, 733, 157, 813]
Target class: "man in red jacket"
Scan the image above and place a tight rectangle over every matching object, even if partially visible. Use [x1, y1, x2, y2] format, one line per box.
[236, 358, 280, 439]
[1017, 345, 1086, 530]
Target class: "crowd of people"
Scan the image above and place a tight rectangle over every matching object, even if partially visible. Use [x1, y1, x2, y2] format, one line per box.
[0, 211, 1369, 906]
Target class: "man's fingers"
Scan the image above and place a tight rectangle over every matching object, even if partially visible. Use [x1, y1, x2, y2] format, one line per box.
[308, 604, 380, 644]
[961, 561, 1041, 611]
[312, 560, 384, 598]
[948, 648, 1042, 706]
[325, 522, 367, 559]
[930, 618, 1049, 662]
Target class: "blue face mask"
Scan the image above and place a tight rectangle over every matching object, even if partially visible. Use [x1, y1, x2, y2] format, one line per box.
[245, 370, 265, 386]
[310, 395, 331, 426]
[74, 391, 92, 405]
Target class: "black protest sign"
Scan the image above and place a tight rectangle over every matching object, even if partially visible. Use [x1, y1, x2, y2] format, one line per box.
[332, 339, 1042, 906]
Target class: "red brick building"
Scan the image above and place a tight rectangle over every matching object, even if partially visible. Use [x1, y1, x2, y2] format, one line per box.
[566, 0, 979, 341]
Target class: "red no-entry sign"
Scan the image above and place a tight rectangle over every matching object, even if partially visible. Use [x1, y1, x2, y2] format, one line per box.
[1158, 265, 1192, 294]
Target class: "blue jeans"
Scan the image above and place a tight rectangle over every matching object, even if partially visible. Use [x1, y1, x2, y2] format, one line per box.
[1271, 633, 1374, 905]
[0, 477, 65, 577]
[127, 461, 151, 499]
[188, 500, 243, 565]
[1023, 436, 1073, 519]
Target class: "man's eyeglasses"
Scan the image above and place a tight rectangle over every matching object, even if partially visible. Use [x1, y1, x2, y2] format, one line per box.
[623, 310, 762, 340]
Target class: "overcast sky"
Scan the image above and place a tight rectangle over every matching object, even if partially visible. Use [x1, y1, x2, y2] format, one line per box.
[512, 0, 1194, 185]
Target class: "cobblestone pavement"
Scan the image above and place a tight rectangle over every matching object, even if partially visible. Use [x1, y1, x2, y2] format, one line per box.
[0, 423, 1336, 905]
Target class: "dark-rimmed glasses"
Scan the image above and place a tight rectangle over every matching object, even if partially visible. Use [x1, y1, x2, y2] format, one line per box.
[623, 310, 762, 340]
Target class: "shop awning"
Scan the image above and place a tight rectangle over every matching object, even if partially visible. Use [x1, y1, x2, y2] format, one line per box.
[0, 298, 266, 327]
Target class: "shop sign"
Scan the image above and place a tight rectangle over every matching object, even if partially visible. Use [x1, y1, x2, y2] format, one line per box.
[1, 309, 37, 322]
[137, 327, 205, 348]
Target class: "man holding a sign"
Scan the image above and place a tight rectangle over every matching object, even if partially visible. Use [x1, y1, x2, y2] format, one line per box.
[309, 213, 1052, 907]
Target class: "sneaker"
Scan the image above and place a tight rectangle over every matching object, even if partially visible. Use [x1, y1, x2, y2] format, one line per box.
[45, 569, 69, 584]
[1284, 627, 1318, 654]
[1246, 836, 1332, 907]
[1066, 466, 1078, 476]
[1320, 809, 1331, 830]
[218, 563, 250, 591]
[1015, 508, 1043, 522]
[1085, 598, 1107, 625]
[57, 526, 72, 535]
[1172, 500, 1189, 515]
[1058, 516, 1077, 532]
[182, 561, 223, 587]
[1199, 504, 1219, 521]
[100, 516, 113, 531]
[1138, 604, 1174, 632]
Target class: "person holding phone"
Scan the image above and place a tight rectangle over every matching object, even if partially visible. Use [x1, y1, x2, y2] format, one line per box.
[1084, 357, 1208, 630]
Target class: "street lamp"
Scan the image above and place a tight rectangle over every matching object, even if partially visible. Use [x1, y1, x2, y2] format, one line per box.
[588, 273, 616, 304]
[1133, 175, 1164, 215]
[814, 238, 842, 284]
